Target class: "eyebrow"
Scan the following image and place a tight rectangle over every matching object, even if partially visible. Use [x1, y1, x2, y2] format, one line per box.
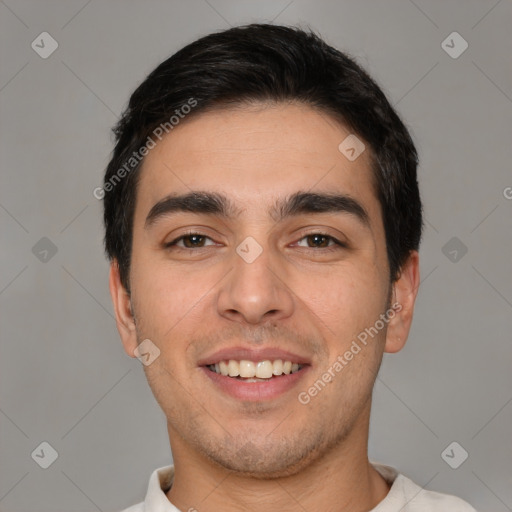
[144, 190, 371, 230]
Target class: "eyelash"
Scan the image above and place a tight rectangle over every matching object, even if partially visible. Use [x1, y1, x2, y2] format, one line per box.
[164, 230, 347, 252]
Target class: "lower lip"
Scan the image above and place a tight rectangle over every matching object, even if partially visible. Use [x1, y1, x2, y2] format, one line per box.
[201, 366, 310, 401]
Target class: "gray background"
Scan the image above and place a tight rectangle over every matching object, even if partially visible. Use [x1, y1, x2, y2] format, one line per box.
[1, 1, 511, 511]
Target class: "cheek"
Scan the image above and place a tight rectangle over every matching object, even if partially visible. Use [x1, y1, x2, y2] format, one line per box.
[130, 255, 222, 342]
[299, 263, 386, 339]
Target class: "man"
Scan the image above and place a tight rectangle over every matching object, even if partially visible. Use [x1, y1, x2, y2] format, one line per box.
[103, 23, 476, 511]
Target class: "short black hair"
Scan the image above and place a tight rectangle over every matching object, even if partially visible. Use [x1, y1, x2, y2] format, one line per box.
[102, 23, 423, 293]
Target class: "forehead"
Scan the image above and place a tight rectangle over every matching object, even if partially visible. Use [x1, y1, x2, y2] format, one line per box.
[135, 102, 381, 226]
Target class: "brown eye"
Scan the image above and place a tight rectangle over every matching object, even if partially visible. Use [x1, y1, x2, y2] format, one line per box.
[165, 233, 215, 249]
[306, 234, 330, 248]
[295, 233, 345, 249]
[181, 234, 207, 248]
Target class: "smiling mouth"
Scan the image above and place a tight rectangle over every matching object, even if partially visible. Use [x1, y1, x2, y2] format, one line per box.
[206, 359, 305, 382]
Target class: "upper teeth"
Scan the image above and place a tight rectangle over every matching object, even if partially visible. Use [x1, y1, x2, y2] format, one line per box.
[209, 360, 302, 379]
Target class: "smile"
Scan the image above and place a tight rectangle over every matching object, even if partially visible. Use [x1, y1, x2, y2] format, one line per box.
[207, 359, 304, 381]
[201, 359, 309, 401]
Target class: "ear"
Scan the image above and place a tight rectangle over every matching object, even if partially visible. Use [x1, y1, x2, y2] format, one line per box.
[109, 260, 138, 358]
[384, 250, 420, 354]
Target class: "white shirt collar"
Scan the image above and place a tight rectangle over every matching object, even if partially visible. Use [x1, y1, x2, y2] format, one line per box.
[142, 464, 177, 511]
[132, 460, 475, 512]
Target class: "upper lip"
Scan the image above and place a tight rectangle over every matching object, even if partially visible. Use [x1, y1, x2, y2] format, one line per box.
[197, 347, 312, 366]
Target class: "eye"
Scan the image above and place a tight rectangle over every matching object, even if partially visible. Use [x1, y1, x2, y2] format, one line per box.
[164, 231, 346, 251]
[165, 232, 216, 249]
[295, 233, 346, 250]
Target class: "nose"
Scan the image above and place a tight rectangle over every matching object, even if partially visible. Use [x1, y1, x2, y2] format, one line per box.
[216, 240, 295, 325]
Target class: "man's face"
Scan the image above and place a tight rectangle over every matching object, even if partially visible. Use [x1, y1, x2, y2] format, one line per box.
[117, 103, 402, 477]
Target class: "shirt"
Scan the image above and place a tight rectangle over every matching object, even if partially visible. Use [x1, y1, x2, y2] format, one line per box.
[119, 462, 477, 511]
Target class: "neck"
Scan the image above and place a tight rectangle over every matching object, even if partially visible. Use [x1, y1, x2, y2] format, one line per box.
[166, 405, 390, 512]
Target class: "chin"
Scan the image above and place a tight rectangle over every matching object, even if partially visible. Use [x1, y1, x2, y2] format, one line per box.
[203, 437, 324, 479]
